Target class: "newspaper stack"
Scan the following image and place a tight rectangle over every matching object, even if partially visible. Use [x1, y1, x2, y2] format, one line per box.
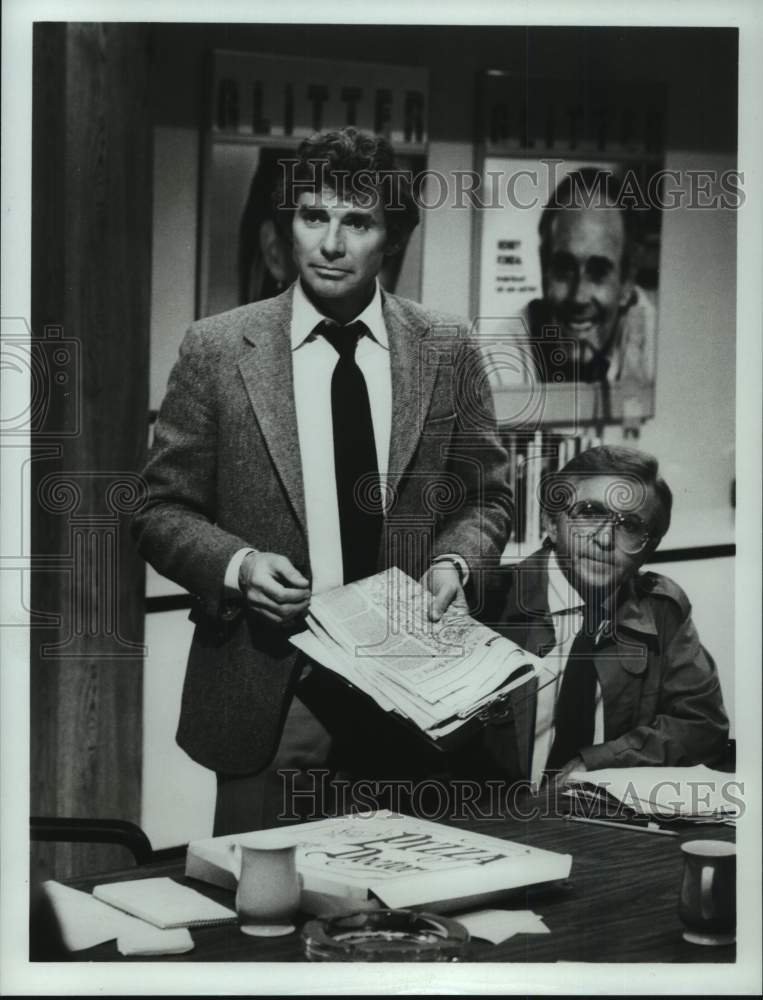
[290, 567, 543, 741]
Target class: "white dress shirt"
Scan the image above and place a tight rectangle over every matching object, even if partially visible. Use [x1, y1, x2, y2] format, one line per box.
[225, 280, 468, 597]
[225, 281, 391, 595]
[288, 280, 393, 594]
[531, 550, 605, 786]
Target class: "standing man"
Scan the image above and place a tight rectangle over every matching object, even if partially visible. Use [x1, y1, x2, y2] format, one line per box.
[482, 447, 728, 787]
[526, 168, 656, 385]
[133, 127, 512, 833]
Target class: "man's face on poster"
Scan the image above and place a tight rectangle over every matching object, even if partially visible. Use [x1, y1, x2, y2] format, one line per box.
[542, 206, 634, 355]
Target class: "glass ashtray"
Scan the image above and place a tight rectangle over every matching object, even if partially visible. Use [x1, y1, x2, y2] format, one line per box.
[301, 908, 469, 962]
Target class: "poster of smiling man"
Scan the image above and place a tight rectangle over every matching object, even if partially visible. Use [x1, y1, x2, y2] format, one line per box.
[475, 73, 675, 425]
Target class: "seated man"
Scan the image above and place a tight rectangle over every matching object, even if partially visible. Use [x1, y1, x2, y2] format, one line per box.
[482, 446, 729, 786]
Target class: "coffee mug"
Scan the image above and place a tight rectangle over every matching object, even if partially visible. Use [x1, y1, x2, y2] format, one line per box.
[678, 839, 736, 946]
[233, 844, 302, 937]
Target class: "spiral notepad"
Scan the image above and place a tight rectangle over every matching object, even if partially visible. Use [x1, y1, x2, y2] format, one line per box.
[93, 876, 237, 929]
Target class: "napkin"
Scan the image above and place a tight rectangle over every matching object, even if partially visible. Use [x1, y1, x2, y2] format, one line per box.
[455, 908, 550, 944]
[43, 881, 142, 951]
[117, 925, 194, 956]
[42, 881, 195, 955]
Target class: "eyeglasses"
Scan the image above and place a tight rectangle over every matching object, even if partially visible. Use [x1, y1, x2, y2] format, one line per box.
[565, 500, 652, 553]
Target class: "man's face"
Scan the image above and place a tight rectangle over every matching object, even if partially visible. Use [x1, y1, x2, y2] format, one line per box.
[546, 474, 660, 603]
[542, 207, 633, 354]
[292, 187, 390, 322]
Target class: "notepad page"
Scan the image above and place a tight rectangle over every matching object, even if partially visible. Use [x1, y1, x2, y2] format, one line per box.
[567, 765, 739, 818]
[93, 876, 237, 929]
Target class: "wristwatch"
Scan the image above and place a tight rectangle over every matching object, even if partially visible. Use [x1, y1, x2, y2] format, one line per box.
[432, 555, 468, 587]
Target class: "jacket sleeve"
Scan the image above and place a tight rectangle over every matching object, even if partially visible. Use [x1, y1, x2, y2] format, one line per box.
[579, 600, 730, 770]
[131, 326, 251, 620]
[432, 338, 513, 592]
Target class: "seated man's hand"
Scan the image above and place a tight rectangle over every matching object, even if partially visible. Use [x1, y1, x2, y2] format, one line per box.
[421, 561, 466, 622]
[548, 756, 587, 788]
[239, 551, 311, 625]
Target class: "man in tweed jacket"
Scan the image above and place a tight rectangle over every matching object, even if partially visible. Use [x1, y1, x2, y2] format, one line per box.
[133, 129, 511, 832]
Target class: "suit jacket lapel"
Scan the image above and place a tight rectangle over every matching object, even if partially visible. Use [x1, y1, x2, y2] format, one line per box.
[383, 293, 439, 497]
[502, 551, 557, 656]
[237, 288, 307, 534]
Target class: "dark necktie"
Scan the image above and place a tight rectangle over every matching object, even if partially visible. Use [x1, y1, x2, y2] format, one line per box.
[319, 320, 383, 584]
[545, 606, 606, 771]
[579, 346, 611, 383]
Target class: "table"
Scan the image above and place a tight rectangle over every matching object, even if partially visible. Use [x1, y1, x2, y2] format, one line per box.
[63, 800, 736, 964]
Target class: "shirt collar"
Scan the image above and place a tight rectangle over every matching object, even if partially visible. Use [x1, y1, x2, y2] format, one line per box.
[546, 549, 585, 615]
[545, 549, 658, 637]
[290, 279, 388, 351]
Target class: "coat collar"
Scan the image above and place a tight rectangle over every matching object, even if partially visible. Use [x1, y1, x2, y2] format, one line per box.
[615, 576, 659, 636]
[289, 279, 388, 350]
[381, 290, 440, 499]
[241, 284, 295, 349]
[511, 548, 659, 638]
[237, 285, 439, 536]
[238, 286, 307, 533]
[503, 548, 659, 775]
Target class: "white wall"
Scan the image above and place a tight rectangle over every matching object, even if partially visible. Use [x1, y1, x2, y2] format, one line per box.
[150, 126, 199, 411]
[644, 557, 735, 735]
[632, 151, 736, 542]
[142, 608, 215, 848]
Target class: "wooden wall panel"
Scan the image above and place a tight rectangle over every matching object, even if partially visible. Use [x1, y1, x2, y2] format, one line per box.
[31, 23, 152, 881]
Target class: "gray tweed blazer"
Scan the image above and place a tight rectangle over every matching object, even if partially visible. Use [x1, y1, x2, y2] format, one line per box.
[133, 285, 511, 774]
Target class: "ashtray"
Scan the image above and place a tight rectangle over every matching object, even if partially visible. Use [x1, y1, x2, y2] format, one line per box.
[301, 908, 469, 962]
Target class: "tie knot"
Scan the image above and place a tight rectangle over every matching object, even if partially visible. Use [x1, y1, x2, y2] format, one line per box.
[318, 320, 366, 359]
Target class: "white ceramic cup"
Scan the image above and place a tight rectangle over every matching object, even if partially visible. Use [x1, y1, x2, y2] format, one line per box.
[234, 844, 302, 937]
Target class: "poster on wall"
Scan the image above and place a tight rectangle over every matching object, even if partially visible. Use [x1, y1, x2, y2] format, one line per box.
[198, 51, 429, 318]
[474, 72, 666, 425]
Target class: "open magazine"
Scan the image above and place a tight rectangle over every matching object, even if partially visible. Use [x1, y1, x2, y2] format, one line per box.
[290, 567, 546, 743]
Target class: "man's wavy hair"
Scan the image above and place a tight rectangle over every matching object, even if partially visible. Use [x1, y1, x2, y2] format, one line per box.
[273, 127, 420, 248]
[540, 445, 673, 550]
